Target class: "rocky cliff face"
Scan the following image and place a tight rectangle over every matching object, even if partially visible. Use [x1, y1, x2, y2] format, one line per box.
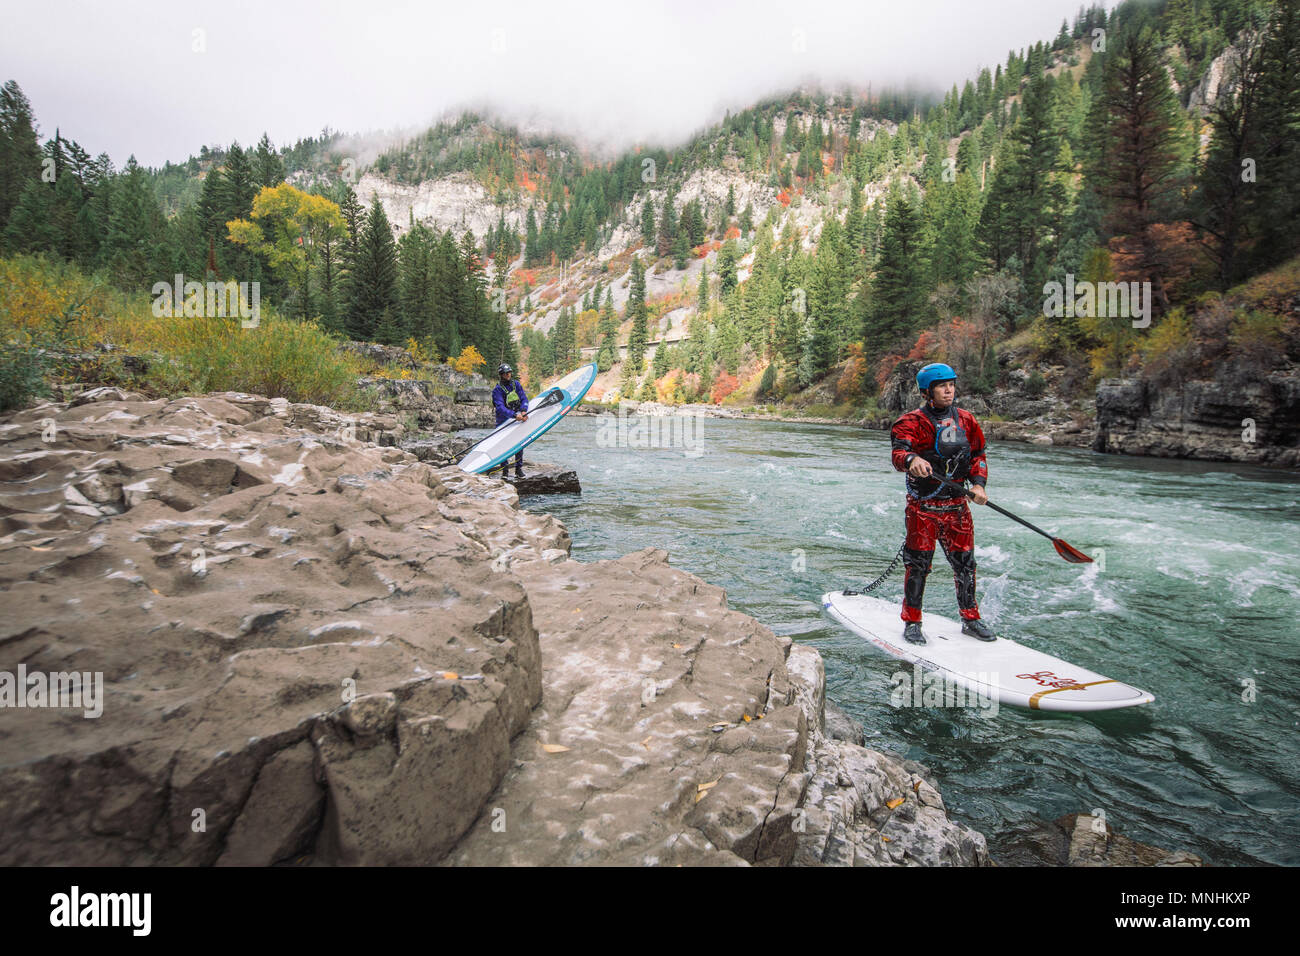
[350, 171, 530, 240]
[1094, 373, 1300, 468]
[0, 387, 988, 866]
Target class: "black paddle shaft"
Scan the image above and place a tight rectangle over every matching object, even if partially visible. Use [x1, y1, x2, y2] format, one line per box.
[932, 475, 1067, 543]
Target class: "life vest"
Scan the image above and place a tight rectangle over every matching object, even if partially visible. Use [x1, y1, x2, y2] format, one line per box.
[503, 385, 521, 410]
[908, 403, 973, 499]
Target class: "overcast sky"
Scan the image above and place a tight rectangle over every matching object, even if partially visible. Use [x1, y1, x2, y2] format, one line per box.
[1, 0, 1114, 169]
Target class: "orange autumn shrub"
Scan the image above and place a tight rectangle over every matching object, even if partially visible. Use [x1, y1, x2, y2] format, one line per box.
[710, 371, 739, 403]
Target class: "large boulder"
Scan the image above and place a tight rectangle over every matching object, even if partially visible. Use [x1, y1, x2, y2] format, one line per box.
[0, 389, 562, 865]
[442, 551, 988, 867]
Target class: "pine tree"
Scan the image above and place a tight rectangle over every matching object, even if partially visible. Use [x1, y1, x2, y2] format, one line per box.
[686, 198, 705, 245]
[640, 196, 656, 245]
[626, 254, 648, 373]
[222, 144, 259, 282]
[253, 133, 285, 188]
[697, 263, 709, 314]
[866, 188, 927, 351]
[1088, 25, 1189, 316]
[1242, 0, 1300, 274]
[596, 290, 618, 372]
[672, 231, 689, 270]
[399, 220, 435, 343]
[657, 186, 676, 258]
[525, 207, 540, 265]
[931, 172, 982, 287]
[717, 240, 738, 295]
[0, 80, 43, 242]
[222, 144, 256, 222]
[102, 157, 157, 291]
[347, 198, 400, 340]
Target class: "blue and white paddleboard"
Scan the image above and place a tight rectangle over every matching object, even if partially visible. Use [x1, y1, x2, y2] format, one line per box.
[458, 363, 598, 475]
[822, 591, 1154, 713]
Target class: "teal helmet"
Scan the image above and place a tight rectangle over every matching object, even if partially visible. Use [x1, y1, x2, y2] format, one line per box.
[916, 363, 957, 392]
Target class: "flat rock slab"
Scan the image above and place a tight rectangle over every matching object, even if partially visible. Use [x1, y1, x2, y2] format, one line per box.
[0, 388, 563, 865]
[489, 462, 580, 496]
[443, 547, 991, 867]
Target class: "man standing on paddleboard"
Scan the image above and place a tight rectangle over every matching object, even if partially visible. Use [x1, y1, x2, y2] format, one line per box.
[491, 363, 529, 479]
[889, 363, 995, 645]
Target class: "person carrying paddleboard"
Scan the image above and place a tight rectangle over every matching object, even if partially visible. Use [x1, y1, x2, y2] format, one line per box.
[491, 363, 529, 479]
[889, 363, 995, 645]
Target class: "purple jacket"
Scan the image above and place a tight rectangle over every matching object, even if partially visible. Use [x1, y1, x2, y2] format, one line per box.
[491, 380, 529, 426]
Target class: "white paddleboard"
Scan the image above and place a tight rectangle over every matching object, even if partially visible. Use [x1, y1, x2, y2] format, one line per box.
[821, 592, 1154, 713]
[458, 364, 598, 475]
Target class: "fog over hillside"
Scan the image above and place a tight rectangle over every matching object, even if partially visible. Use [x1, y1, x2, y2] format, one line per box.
[2, 0, 1104, 167]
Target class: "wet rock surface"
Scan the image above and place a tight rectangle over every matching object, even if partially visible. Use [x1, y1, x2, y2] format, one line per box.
[2, 388, 986, 866]
[996, 814, 1204, 867]
[505, 462, 581, 496]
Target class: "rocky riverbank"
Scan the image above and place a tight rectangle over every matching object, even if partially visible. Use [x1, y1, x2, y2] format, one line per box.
[0, 386, 988, 865]
[574, 366, 1300, 469]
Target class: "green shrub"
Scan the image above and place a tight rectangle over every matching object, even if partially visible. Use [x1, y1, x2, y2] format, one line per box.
[0, 343, 50, 411]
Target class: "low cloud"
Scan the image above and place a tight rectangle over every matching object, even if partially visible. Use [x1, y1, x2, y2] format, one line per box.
[1, 0, 1108, 167]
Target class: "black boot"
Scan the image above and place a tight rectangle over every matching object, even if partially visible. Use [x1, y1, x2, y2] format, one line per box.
[903, 622, 926, 645]
[514, 462, 525, 479]
[962, 618, 996, 641]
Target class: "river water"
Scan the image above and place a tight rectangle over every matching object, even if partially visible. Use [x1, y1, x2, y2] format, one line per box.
[493, 410, 1299, 865]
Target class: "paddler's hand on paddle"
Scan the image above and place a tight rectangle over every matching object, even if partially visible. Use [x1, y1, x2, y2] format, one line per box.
[907, 457, 933, 479]
[970, 485, 988, 506]
[514, 411, 528, 422]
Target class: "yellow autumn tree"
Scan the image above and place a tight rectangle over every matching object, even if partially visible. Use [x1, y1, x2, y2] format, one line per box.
[448, 345, 486, 375]
[228, 185, 346, 323]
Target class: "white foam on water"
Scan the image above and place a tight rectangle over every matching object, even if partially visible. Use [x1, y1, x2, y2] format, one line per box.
[1225, 559, 1300, 606]
[1075, 561, 1120, 613]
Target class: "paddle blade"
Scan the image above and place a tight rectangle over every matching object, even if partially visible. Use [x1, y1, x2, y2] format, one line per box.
[1052, 538, 1093, 563]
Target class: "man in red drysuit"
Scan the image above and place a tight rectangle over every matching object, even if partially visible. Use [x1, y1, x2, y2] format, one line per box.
[889, 363, 996, 645]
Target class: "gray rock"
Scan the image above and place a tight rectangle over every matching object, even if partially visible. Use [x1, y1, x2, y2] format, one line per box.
[354, 379, 494, 430]
[824, 700, 865, 746]
[0, 390, 555, 865]
[504, 462, 581, 495]
[455, 386, 493, 405]
[401, 433, 473, 466]
[1094, 373, 1300, 467]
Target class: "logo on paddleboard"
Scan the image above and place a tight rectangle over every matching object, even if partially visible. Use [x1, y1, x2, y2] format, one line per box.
[1016, 670, 1082, 689]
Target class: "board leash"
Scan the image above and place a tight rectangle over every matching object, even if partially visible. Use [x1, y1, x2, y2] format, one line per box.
[842, 539, 906, 596]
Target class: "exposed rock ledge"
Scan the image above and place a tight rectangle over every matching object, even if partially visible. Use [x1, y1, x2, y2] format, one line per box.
[0, 386, 985, 866]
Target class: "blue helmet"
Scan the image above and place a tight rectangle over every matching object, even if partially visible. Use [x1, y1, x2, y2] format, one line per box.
[916, 363, 957, 392]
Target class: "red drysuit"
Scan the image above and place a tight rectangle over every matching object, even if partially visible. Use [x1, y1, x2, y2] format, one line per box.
[889, 402, 988, 623]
